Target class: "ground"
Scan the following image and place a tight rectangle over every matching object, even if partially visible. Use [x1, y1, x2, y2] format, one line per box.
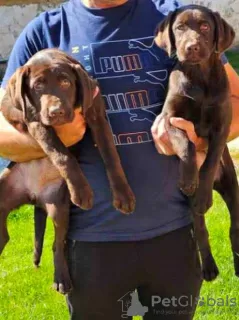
[0, 52, 239, 320]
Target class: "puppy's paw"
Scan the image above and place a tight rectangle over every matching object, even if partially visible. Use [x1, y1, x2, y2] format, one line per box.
[179, 164, 199, 197]
[71, 185, 94, 210]
[192, 188, 213, 215]
[179, 180, 198, 197]
[202, 255, 219, 282]
[233, 251, 239, 277]
[53, 272, 72, 295]
[33, 253, 41, 268]
[113, 186, 136, 215]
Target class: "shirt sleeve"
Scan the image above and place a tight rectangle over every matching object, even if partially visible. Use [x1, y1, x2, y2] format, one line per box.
[221, 53, 228, 64]
[151, 0, 182, 15]
[1, 16, 44, 89]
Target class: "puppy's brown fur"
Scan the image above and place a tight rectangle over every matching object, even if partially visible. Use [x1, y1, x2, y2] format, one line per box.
[0, 49, 136, 294]
[155, 5, 239, 280]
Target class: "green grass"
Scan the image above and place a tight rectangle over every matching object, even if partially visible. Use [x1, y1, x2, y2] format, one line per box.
[0, 207, 67, 320]
[0, 52, 238, 319]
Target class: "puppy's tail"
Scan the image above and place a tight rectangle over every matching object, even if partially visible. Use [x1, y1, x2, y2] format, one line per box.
[33, 206, 47, 268]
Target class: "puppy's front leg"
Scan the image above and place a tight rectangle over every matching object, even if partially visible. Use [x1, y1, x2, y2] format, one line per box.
[86, 97, 135, 214]
[163, 114, 199, 196]
[193, 126, 229, 215]
[160, 93, 199, 196]
[27, 121, 93, 210]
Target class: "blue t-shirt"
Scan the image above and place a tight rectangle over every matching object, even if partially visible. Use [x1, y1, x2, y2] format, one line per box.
[2, 0, 195, 241]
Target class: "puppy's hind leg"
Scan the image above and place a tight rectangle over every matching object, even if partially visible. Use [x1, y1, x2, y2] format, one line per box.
[41, 182, 71, 295]
[214, 146, 239, 277]
[0, 209, 10, 255]
[0, 171, 11, 253]
[0, 168, 29, 255]
[47, 201, 71, 294]
[33, 206, 47, 267]
[194, 215, 219, 281]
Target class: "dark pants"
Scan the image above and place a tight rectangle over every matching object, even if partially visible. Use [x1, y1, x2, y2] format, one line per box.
[66, 225, 203, 320]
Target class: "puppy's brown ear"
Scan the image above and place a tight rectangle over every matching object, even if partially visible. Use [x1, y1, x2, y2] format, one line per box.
[1, 66, 30, 130]
[212, 12, 235, 53]
[154, 10, 177, 57]
[14, 66, 30, 116]
[71, 64, 97, 116]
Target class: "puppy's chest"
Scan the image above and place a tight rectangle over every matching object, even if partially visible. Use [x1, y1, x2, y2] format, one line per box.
[169, 72, 227, 137]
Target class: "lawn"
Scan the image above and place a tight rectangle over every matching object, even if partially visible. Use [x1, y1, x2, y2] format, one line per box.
[0, 52, 239, 320]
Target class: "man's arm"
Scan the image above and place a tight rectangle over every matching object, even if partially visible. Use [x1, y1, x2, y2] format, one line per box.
[0, 88, 43, 161]
[225, 62, 239, 142]
[0, 88, 86, 162]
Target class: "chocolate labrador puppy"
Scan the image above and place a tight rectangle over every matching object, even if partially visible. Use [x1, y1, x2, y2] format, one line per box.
[0, 49, 135, 294]
[155, 5, 239, 280]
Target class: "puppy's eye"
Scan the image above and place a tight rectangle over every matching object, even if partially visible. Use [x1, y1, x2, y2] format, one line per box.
[60, 78, 71, 89]
[176, 24, 185, 31]
[200, 23, 210, 32]
[34, 81, 45, 91]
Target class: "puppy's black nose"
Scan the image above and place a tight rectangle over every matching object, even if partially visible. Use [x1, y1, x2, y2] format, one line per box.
[49, 106, 65, 117]
[186, 43, 200, 53]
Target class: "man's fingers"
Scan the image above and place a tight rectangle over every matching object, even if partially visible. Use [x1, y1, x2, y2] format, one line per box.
[151, 114, 163, 135]
[154, 141, 175, 155]
[151, 115, 169, 145]
[154, 144, 163, 154]
[196, 151, 206, 169]
[170, 116, 198, 145]
[151, 115, 175, 155]
[170, 117, 194, 132]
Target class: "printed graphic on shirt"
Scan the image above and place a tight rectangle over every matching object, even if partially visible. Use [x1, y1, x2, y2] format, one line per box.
[72, 36, 172, 146]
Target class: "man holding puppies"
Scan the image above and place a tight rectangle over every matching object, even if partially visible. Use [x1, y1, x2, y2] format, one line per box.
[1, 0, 239, 319]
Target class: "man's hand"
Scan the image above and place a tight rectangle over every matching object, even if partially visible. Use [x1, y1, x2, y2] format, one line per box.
[151, 115, 207, 168]
[0, 108, 86, 162]
[151, 115, 207, 155]
[54, 109, 86, 147]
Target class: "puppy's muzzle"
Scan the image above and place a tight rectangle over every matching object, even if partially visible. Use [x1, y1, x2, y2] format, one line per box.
[184, 41, 202, 61]
[185, 42, 200, 54]
[49, 105, 65, 118]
